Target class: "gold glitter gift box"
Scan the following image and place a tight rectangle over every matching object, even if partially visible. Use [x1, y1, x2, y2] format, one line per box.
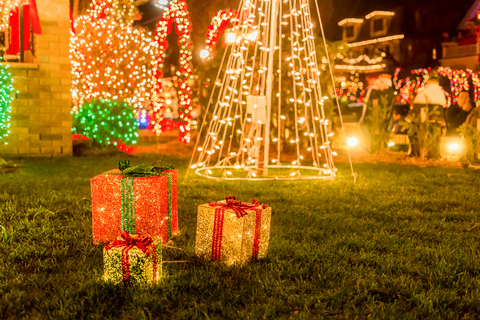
[103, 232, 162, 287]
[195, 196, 272, 265]
[91, 162, 178, 244]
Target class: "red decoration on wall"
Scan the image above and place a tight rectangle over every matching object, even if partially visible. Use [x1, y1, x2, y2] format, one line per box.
[8, 5, 30, 55]
[7, 0, 42, 55]
[29, 0, 41, 34]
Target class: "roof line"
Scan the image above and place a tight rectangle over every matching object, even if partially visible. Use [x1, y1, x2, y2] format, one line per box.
[459, 0, 480, 29]
[347, 34, 405, 48]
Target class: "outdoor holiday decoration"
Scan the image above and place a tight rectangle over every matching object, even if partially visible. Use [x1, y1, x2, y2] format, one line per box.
[72, 99, 139, 147]
[393, 67, 477, 107]
[91, 161, 178, 244]
[0, 63, 14, 144]
[189, 0, 352, 180]
[70, 0, 157, 114]
[200, 9, 238, 60]
[103, 231, 161, 287]
[151, 0, 194, 143]
[334, 52, 386, 72]
[195, 196, 271, 265]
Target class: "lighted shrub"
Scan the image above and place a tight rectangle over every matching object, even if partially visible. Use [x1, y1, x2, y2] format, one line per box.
[0, 63, 14, 144]
[73, 99, 139, 146]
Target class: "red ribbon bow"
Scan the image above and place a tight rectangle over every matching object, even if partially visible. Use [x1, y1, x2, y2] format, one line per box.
[208, 196, 267, 218]
[105, 231, 154, 256]
[105, 231, 157, 286]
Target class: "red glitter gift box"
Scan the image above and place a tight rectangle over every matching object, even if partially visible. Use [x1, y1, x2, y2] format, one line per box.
[91, 162, 178, 244]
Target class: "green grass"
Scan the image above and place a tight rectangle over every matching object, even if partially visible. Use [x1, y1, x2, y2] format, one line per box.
[1, 154, 480, 319]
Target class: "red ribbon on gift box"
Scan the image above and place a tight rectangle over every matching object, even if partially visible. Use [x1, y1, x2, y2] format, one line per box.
[208, 196, 267, 261]
[105, 231, 158, 286]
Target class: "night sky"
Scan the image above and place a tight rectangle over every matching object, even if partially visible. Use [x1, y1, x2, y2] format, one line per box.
[139, 0, 476, 41]
[322, 0, 475, 40]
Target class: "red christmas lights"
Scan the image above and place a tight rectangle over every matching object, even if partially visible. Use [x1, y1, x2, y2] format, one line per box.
[202, 9, 238, 59]
[151, 0, 194, 143]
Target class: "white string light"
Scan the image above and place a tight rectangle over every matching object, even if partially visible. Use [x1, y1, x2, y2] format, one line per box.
[347, 34, 405, 48]
[189, 0, 341, 181]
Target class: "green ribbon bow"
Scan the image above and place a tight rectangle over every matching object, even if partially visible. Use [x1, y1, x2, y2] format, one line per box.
[116, 161, 175, 237]
[118, 160, 174, 177]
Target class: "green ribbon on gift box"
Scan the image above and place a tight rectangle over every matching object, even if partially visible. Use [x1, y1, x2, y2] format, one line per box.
[114, 161, 174, 237]
[120, 176, 135, 234]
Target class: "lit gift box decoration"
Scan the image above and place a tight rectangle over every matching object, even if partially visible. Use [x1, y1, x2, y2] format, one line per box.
[91, 161, 178, 244]
[195, 196, 272, 265]
[103, 232, 161, 287]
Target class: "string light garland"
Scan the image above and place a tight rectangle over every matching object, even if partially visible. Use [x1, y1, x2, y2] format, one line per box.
[201, 9, 239, 60]
[365, 11, 395, 19]
[72, 99, 139, 147]
[334, 64, 386, 71]
[336, 52, 385, 65]
[0, 62, 14, 144]
[393, 67, 480, 107]
[347, 34, 404, 48]
[70, 0, 157, 116]
[437, 67, 470, 105]
[338, 18, 363, 26]
[151, 0, 194, 143]
[336, 88, 366, 105]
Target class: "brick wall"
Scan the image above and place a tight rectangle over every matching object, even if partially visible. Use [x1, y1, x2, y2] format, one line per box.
[3, 0, 72, 157]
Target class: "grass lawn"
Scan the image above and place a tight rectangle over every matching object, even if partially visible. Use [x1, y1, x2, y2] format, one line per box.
[1, 154, 480, 319]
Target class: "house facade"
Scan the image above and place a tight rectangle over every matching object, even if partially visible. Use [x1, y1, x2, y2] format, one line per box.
[336, 7, 440, 86]
[0, 0, 72, 157]
[440, 0, 480, 70]
[337, 11, 402, 77]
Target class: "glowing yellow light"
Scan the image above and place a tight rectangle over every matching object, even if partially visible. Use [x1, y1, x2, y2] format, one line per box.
[246, 31, 258, 41]
[347, 137, 358, 147]
[225, 31, 237, 45]
[347, 34, 405, 48]
[449, 143, 459, 150]
[200, 49, 209, 59]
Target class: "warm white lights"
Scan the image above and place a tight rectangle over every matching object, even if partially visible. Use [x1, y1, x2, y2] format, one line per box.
[200, 49, 210, 59]
[347, 34, 405, 48]
[347, 137, 358, 148]
[338, 18, 364, 26]
[225, 30, 237, 44]
[449, 143, 459, 151]
[154, 0, 169, 9]
[365, 11, 395, 19]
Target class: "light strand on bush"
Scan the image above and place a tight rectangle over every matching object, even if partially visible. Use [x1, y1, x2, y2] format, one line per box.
[151, 0, 194, 143]
[70, 0, 156, 114]
[73, 99, 139, 147]
[0, 63, 14, 144]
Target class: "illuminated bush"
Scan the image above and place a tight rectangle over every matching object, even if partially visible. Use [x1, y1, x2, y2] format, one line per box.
[73, 99, 139, 146]
[0, 63, 14, 144]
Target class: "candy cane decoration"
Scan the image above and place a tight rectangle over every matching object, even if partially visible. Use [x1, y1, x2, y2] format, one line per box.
[151, 0, 194, 143]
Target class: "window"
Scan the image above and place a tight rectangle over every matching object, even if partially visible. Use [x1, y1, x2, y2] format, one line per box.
[1, 5, 36, 63]
[373, 19, 384, 33]
[346, 25, 354, 38]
